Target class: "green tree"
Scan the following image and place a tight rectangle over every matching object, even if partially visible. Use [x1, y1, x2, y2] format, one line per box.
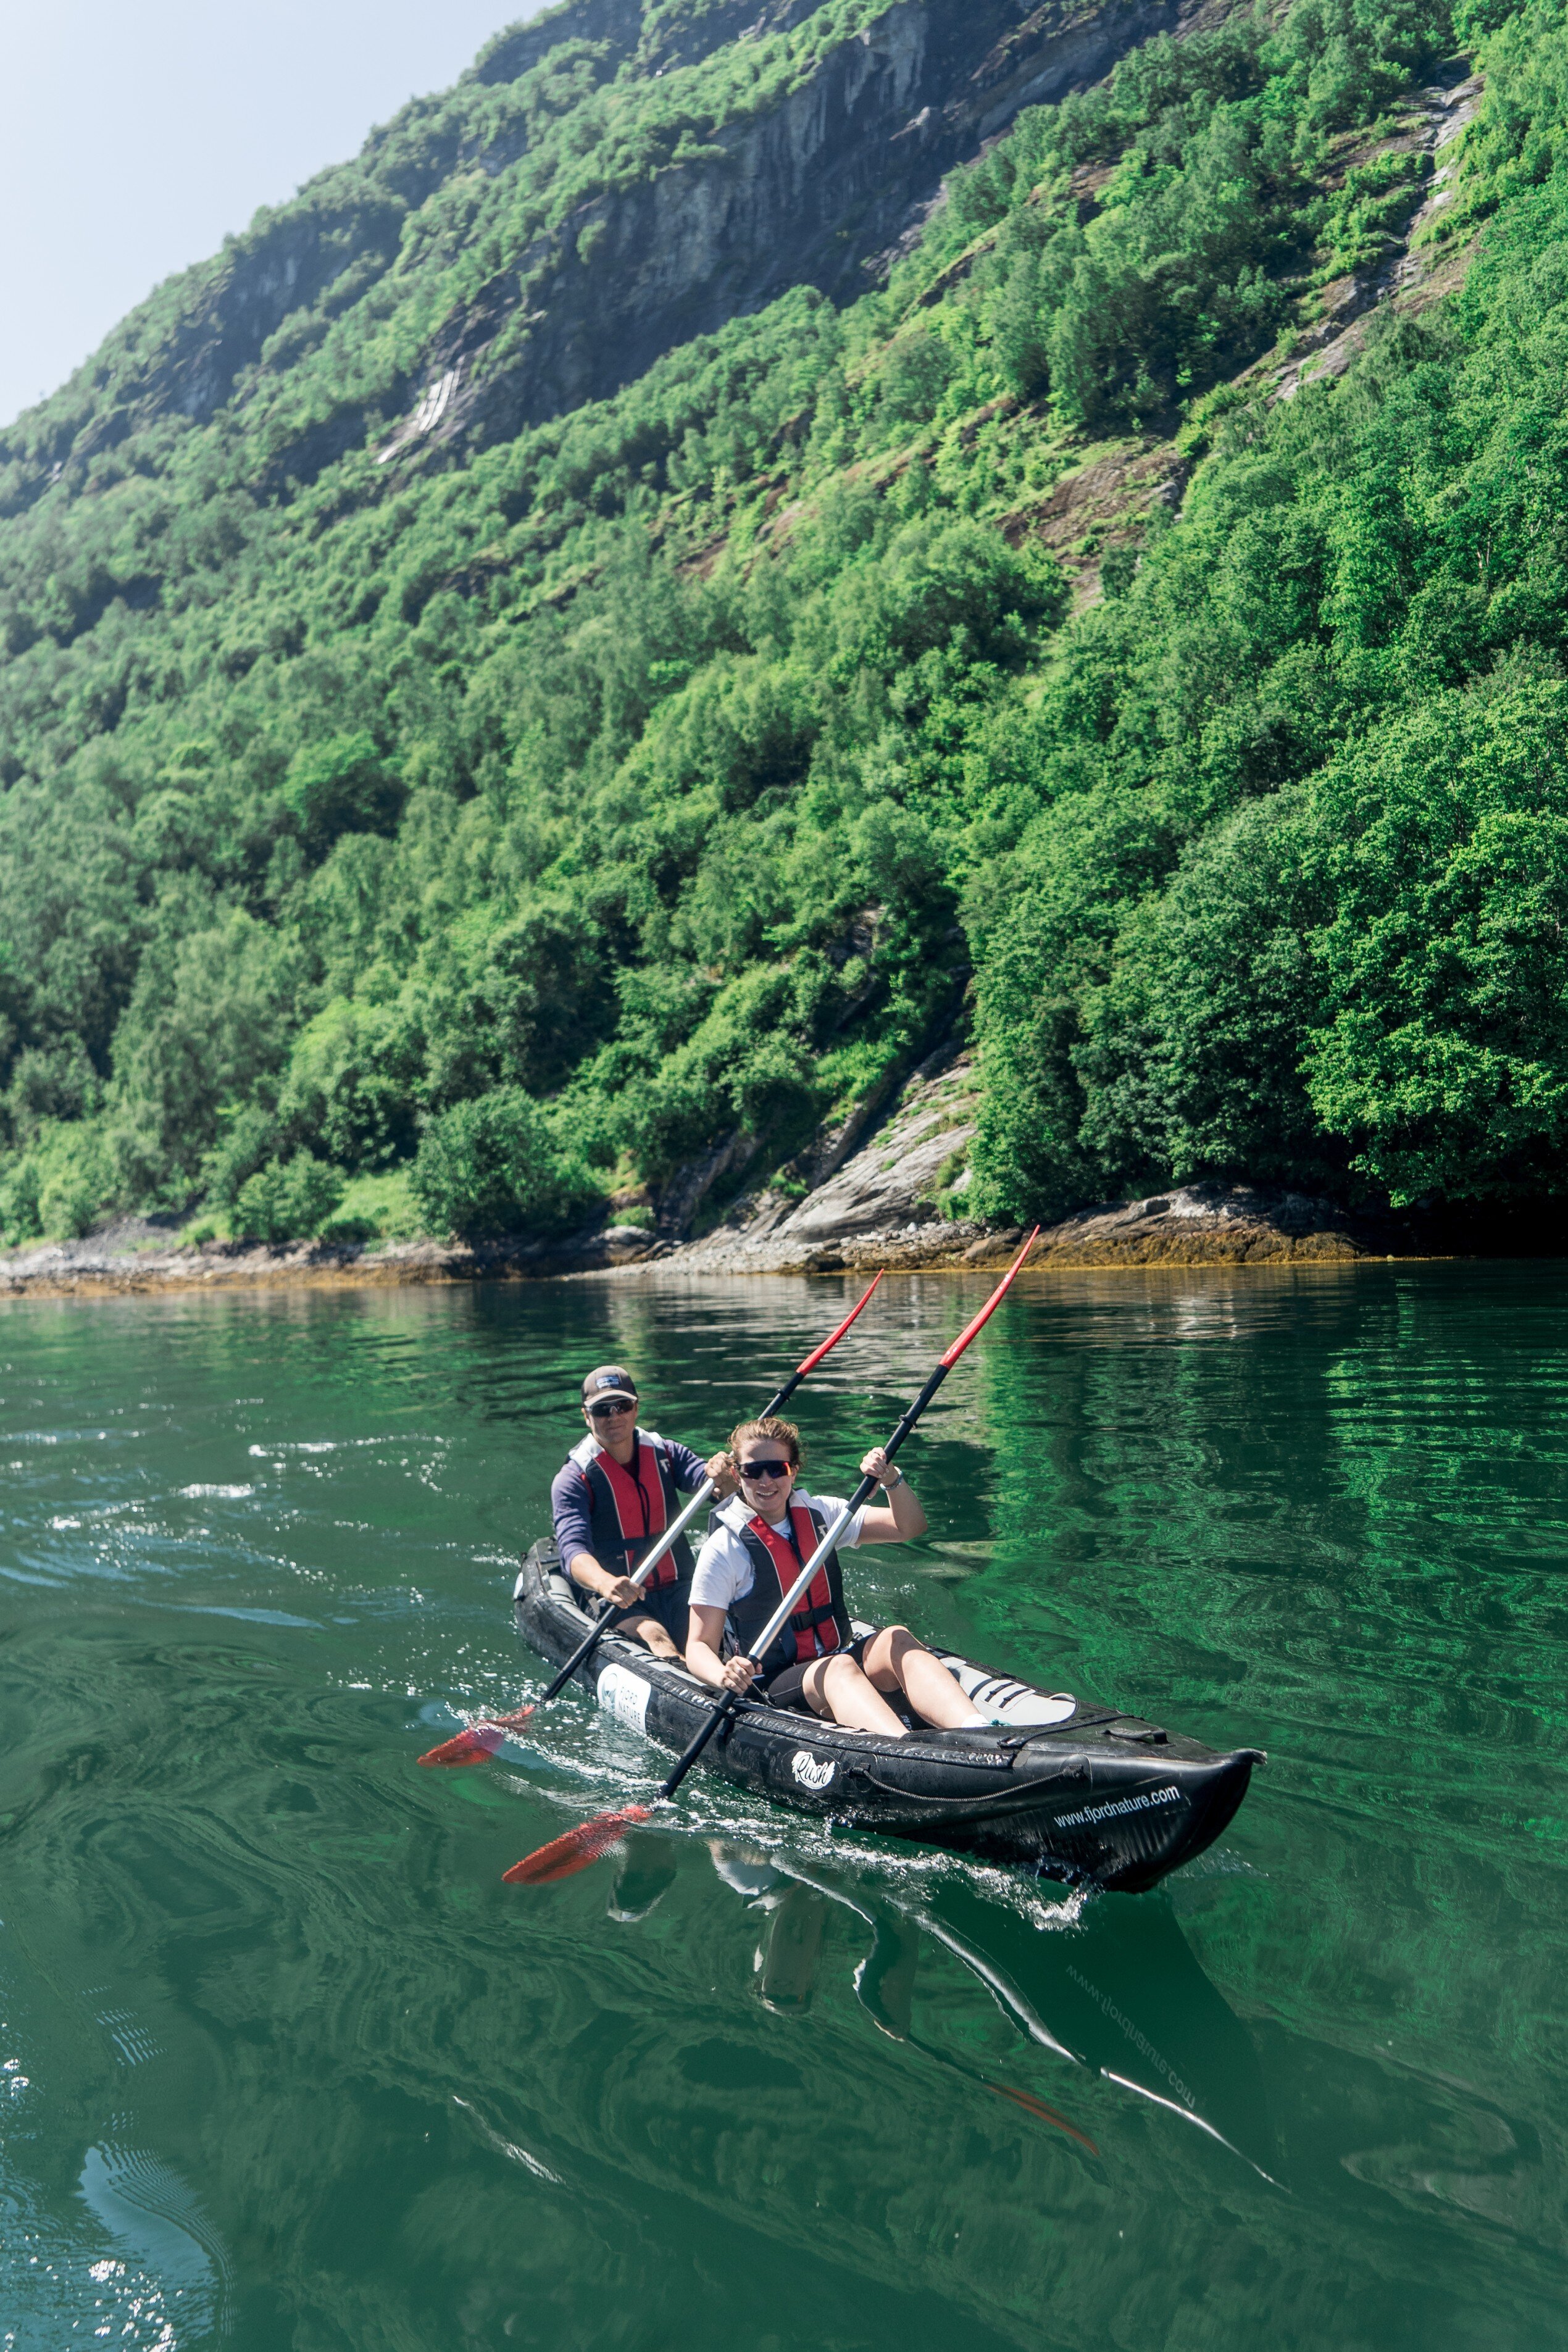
[1074, 792, 1333, 1189]
[409, 1086, 598, 1238]
[1303, 672, 1568, 1201]
[108, 907, 301, 1199]
[283, 734, 406, 859]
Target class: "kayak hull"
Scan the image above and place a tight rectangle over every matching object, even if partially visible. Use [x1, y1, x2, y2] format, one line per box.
[511, 1543, 1260, 1893]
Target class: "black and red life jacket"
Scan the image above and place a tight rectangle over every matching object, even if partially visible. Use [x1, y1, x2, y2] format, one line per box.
[725, 1497, 852, 1682]
[565, 1430, 693, 1590]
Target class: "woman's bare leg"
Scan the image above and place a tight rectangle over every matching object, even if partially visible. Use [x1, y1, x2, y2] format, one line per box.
[861, 1626, 986, 1729]
[801, 1652, 910, 1736]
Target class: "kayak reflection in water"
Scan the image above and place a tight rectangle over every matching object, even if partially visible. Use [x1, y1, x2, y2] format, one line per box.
[684, 1417, 989, 1735]
[691, 1841, 1274, 2180]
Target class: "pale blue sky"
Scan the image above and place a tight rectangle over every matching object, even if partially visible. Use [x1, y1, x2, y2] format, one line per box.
[0, 0, 550, 428]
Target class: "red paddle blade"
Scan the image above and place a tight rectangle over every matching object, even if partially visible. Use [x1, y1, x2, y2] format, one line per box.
[939, 1227, 1041, 1369]
[502, 1805, 652, 1885]
[986, 2080, 1099, 2154]
[419, 1706, 536, 1767]
[794, 1270, 883, 1376]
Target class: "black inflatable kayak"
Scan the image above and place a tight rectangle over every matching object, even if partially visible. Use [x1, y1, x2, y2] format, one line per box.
[512, 1542, 1261, 1893]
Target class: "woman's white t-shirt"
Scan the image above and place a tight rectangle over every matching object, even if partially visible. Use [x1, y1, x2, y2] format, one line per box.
[689, 1488, 868, 1614]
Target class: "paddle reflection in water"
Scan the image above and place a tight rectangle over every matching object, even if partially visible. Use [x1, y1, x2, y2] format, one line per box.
[614, 1832, 1276, 2183]
[548, 1820, 1545, 2344]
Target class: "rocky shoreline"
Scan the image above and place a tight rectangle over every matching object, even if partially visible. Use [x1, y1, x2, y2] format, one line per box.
[661, 1178, 1417, 1274]
[0, 1033, 1485, 1304]
[0, 1217, 668, 1300]
[0, 1180, 1424, 1303]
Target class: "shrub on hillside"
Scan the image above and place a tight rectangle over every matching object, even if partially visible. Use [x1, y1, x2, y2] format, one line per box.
[409, 1088, 598, 1240]
[0, 1120, 115, 1245]
[233, 1151, 345, 1243]
[1073, 791, 1333, 1190]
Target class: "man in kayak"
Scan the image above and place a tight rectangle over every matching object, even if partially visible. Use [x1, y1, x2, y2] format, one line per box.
[552, 1366, 736, 1659]
[684, 1417, 988, 1735]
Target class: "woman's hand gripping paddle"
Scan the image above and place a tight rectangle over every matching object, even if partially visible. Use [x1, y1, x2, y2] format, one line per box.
[419, 1274, 885, 1769]
[502, 1231, 1039, 1884]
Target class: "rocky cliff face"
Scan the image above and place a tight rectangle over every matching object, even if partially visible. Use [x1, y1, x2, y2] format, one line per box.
[417, 0, 1194, 452]
[4, 0, 654, 484]
[8, 0, 1204, 499]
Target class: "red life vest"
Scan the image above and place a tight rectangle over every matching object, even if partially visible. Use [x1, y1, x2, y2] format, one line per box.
[730, 1499, 851, 1679]
[580, 1436, 685, 1588]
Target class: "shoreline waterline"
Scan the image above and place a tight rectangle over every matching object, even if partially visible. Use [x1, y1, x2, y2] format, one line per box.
[0, 1241, 1474, 1304]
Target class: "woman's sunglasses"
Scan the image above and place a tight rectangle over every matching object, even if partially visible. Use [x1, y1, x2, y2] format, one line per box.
[739, 1459, 793, 1480]
[587, 1398, 635, 1419]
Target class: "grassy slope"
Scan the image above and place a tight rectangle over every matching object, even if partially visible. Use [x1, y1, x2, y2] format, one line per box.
[1, 0, 1566, 1246]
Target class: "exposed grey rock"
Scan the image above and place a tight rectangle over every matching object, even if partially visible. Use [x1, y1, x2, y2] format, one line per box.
[1028, 1183, 1389, 1265]
[777, 1082, 971, 1241]
[23, 0, 1225, 499]
[414, 0, 1197, 450]
[653, 1141, 1410, 1277]
[668, 1053, 980, 1271]
[1272, 70, 1485, 403]
[655, 1128, 762, 1239]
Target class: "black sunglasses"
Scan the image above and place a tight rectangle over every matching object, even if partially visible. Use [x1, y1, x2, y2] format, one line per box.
[740, 1458, 793, 1479]
[587, 1398, 635, 1419]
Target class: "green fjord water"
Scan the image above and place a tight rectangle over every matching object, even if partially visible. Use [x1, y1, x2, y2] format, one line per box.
[0, 1266, 1564, 2352]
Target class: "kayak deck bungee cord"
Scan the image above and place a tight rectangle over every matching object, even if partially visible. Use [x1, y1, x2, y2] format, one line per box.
[510, 1538, 1262, 1892]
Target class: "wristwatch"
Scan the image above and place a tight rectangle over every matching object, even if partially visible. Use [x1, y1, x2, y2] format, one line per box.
[881, 1466, 904, 1490]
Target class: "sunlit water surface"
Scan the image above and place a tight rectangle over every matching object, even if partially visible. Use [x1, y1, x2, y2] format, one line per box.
[1, 1265, 1564, 2352]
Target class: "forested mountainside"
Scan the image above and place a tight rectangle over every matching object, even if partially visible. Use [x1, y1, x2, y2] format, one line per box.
[3, 0, 1568, 1250]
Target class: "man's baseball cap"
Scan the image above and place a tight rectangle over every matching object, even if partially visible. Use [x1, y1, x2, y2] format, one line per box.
[581, 1364, 638, 1404]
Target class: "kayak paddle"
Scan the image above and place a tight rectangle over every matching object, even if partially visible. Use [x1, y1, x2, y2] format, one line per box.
[985, 2080, 1100, 2153]
[419, 1273, 885, 1767]
[502, 1230, 1039, 1883]
[414, 1467, 719, 1766]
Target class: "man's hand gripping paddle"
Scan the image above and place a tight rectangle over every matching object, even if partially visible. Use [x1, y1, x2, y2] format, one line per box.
[502, 1230, 1040, 1884]
[418, 1274, 885, 1768]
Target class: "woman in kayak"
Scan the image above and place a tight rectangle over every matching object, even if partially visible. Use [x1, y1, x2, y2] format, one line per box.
[685, 1418, 988, 1735]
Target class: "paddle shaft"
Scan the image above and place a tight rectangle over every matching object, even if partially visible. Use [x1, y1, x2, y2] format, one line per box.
[657, 1360, 951, 1798]
[533, 1278, 885, 1708]
[532, 1477, 717, 1706]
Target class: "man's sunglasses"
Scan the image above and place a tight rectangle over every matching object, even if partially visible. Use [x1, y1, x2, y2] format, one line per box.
[739, 1458, 793, 1479]
[586, 1398, 635, 1419]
